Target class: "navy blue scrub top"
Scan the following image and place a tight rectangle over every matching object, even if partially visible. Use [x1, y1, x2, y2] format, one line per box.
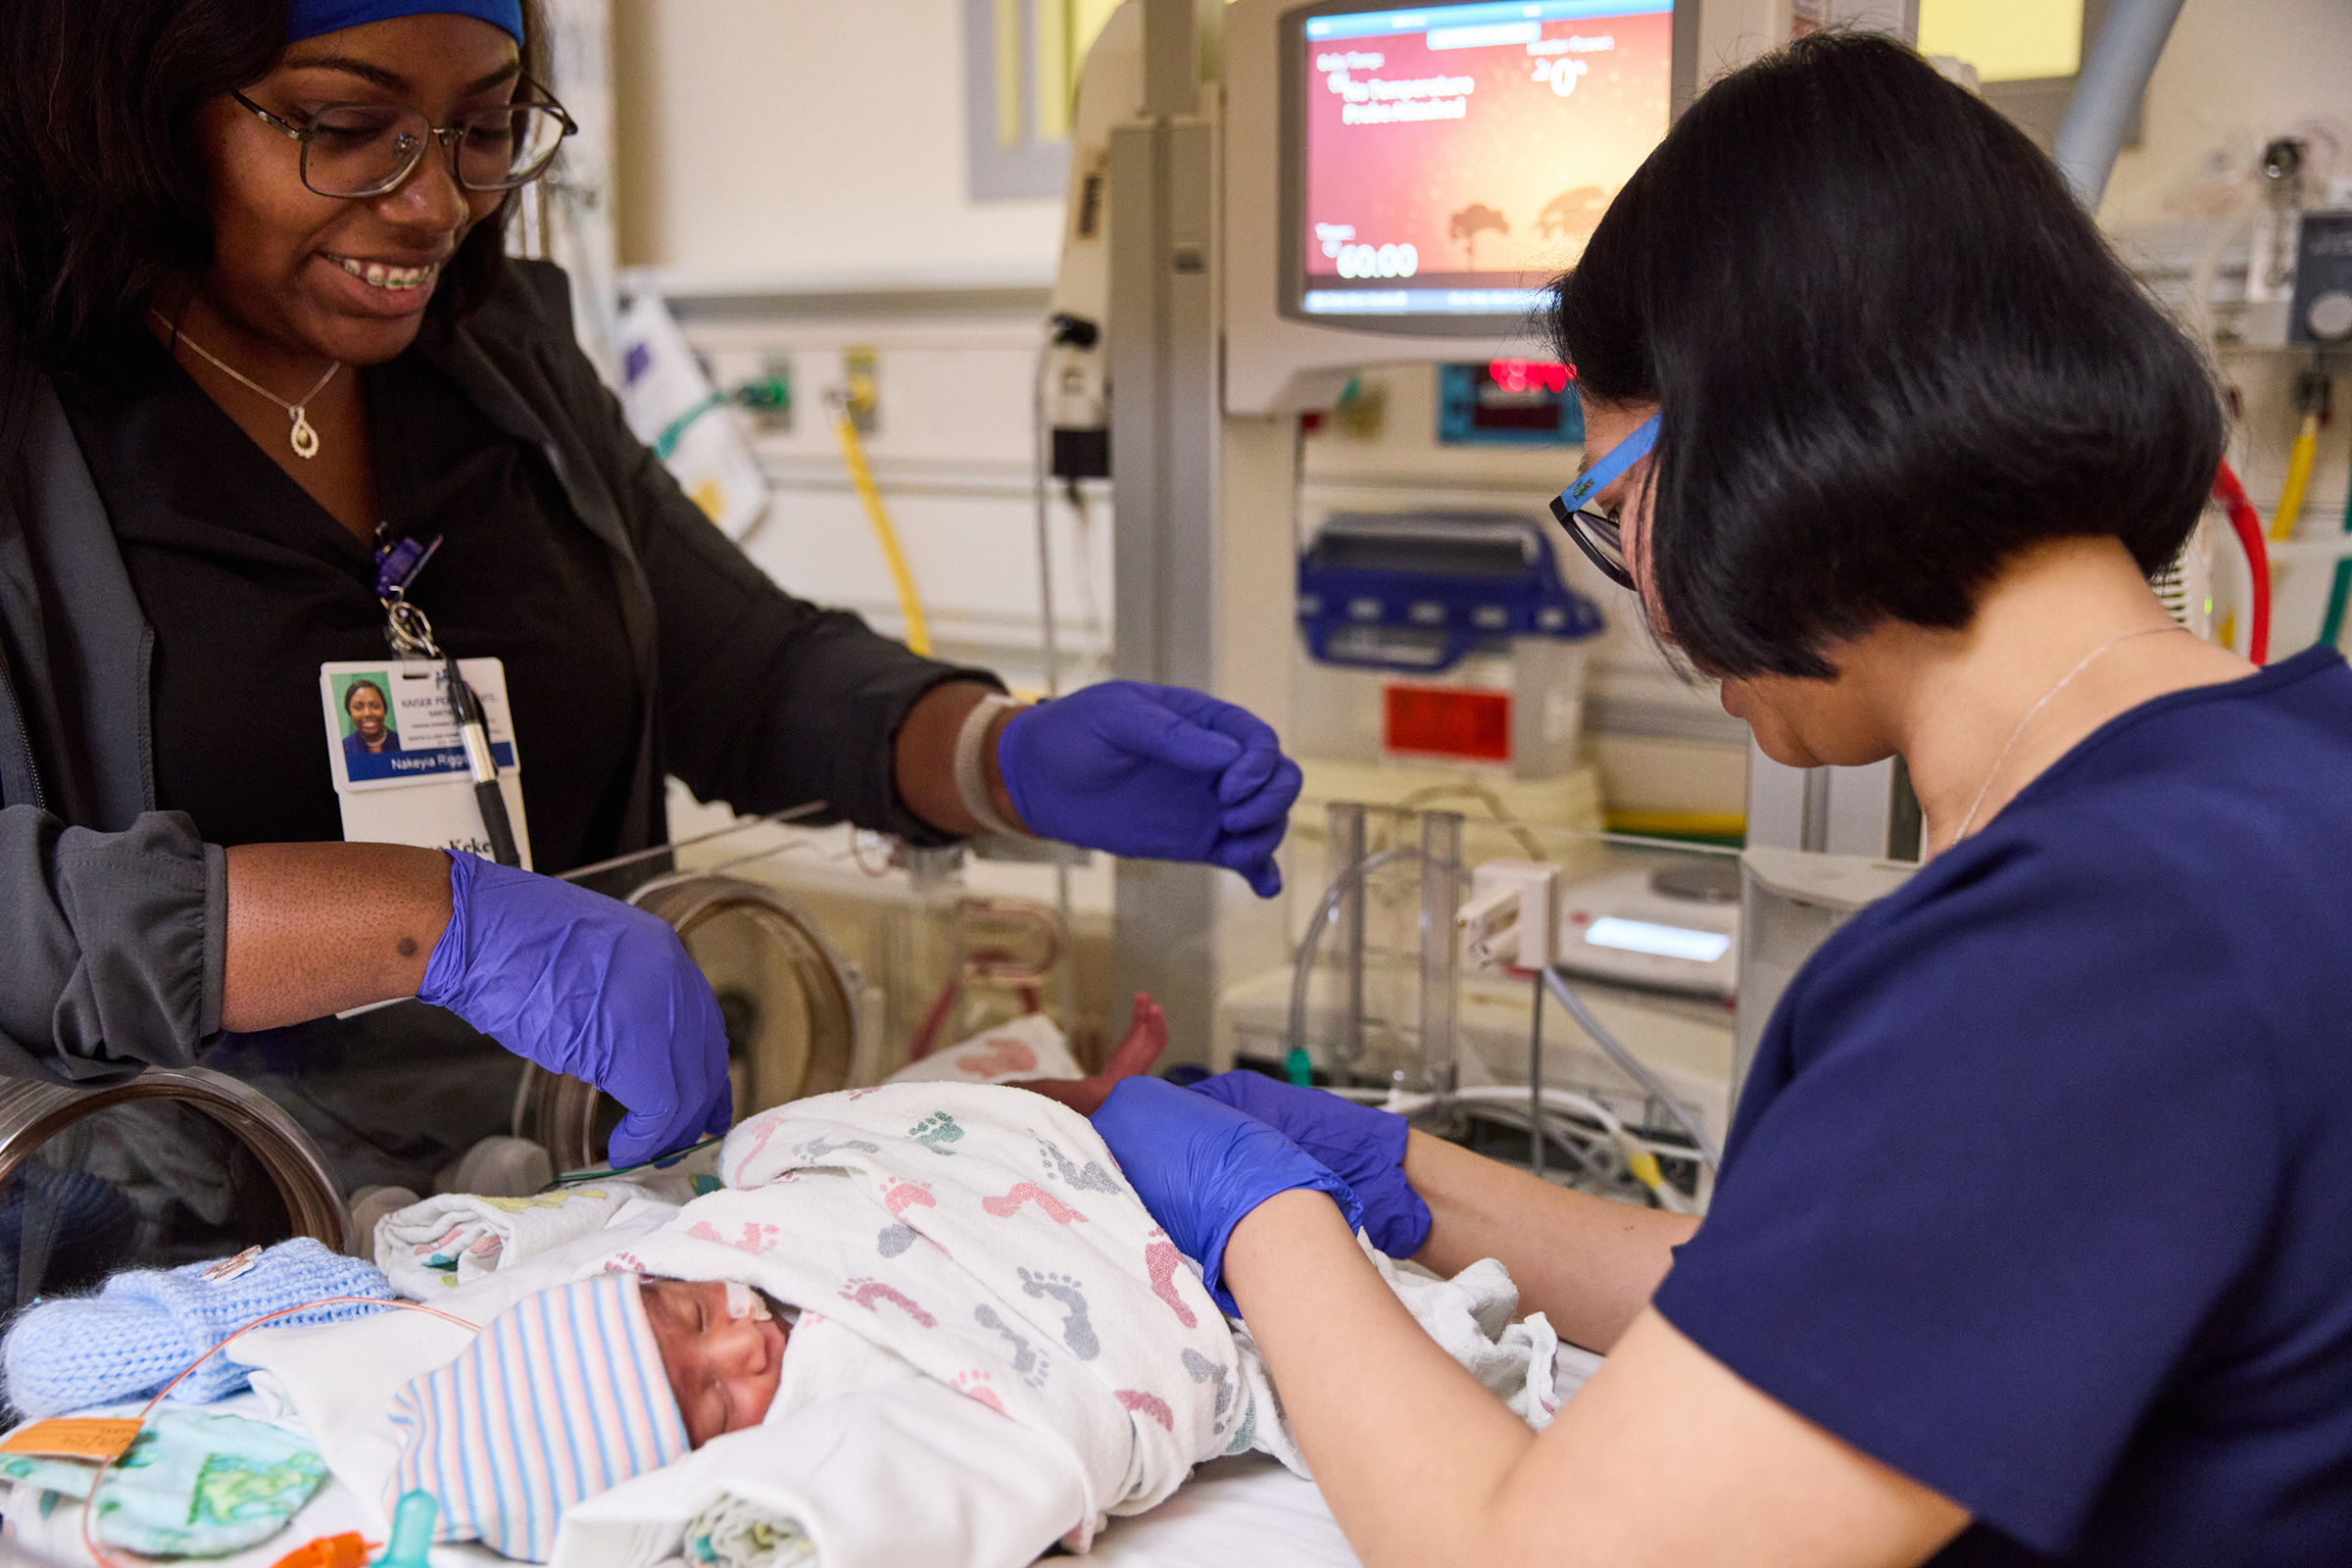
[1656, 646, 2352, 1565]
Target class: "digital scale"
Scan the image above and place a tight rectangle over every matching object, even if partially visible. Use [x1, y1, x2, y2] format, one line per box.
[1554, 860, 1740, 1001]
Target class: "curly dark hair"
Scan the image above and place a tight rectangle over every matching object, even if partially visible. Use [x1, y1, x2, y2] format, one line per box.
[0, 0, 547, 369]
[1551, 32, 2222, 681]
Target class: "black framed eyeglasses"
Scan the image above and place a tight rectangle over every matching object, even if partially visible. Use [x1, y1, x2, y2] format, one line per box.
[231, 88, 576, 200]
[1547, 412, 1658, 592]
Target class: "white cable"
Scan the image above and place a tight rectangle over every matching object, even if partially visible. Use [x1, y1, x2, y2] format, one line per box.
[1319, 1082, 1698, 1212]
[1544, 966, 1721, 1171]
[1066, 484, 1110, 684]
[1031, 333, 1063, 701]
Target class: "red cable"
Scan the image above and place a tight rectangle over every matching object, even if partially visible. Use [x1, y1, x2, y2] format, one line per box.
[2213, 460, 2271, 666]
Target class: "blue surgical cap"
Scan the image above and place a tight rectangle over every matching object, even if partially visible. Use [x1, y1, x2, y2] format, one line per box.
[286, 0, 526, 45]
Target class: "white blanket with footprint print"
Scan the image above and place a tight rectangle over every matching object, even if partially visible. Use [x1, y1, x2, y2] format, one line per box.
[581, 1083, 1575, 1560]
[591, 1084, 1251, 1551]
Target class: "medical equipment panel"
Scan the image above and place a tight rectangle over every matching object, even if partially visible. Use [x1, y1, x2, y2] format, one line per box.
[1731, 846, 1916, 1105]
[1436, 359, 1587, 445]
[1555, 859, 1740, 1000]
[1293, 511, 1603, 777]
[2288, 209, 2352, 345]
[1283, 0, 1682, 333]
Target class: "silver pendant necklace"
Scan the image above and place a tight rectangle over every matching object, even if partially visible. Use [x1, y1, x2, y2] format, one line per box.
[151, 312, 343, 460]
[1949, 622, 2186, 845]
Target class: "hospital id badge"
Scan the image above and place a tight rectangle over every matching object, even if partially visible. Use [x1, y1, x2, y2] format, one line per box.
[319, 659, 534, 869]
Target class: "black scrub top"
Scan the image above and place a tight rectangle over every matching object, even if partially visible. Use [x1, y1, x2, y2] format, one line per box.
[56, 332, 641, 873]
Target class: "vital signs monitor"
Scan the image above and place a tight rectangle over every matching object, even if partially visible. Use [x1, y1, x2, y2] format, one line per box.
[1282, 0, 1681, 332]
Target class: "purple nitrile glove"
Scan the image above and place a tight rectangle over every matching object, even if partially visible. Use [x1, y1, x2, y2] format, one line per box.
[1090, 1076, 1362, 1315]
[1191, 1071, 1431, 1259]
[418, 852, 733, 1166]
[997, 681, 1303, 898]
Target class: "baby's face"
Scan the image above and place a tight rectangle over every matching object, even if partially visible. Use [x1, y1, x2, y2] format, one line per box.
[641, 1278, 788, 1446]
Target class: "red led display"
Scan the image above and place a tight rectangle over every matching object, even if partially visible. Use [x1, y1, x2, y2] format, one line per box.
[1385, 684, 1512, 763]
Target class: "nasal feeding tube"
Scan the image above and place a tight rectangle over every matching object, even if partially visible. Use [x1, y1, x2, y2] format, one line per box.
[723, 1280, 773, 1322]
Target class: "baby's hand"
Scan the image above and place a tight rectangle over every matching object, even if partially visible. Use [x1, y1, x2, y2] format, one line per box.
[1007, 993, 1166, 1117]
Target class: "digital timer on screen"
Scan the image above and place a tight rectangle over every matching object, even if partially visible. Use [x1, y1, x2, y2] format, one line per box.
[1298, 0, 1673, 320]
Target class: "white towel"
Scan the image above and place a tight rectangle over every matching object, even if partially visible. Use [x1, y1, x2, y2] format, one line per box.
[375, 1182, 661, 1297]
[554, 1380, 1087, 1568]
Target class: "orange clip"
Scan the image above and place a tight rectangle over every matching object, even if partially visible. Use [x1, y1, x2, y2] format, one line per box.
[270, 1533, 377, 1568]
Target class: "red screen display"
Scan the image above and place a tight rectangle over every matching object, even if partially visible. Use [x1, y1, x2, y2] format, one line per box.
[1302, 6, 1673, 292]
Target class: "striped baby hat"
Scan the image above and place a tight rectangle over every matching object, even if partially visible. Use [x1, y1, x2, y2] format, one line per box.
[387, 1273, 689, 1561]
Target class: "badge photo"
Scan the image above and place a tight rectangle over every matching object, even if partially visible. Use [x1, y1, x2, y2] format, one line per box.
[318, 659, 533, 868]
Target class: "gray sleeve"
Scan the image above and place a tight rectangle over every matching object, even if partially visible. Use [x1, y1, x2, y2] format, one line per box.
[0, 807, 224, 1079]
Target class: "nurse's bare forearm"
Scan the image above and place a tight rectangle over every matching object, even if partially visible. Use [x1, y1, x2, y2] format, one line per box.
[220, 843, 453, 1030]
[893, 680, 1029, 838]
[1406, 1130, 1696, 1352]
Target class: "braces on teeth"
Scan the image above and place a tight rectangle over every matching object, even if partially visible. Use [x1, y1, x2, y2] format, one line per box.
[331, 256, 437, 289]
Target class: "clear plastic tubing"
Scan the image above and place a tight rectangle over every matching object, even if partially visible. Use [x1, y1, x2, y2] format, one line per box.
[1543, 965, 1721, 1171]
[1287, 845, 1419, 1074]
[1415, 811, 1464, 1096]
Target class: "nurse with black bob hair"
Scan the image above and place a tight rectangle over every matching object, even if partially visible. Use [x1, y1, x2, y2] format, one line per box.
[1091, 33, 2352, 1567]
[0, 0, 1299, 1191]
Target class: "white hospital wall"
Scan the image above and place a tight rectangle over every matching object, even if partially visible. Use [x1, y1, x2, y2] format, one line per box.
[611, 0, 1063, 281]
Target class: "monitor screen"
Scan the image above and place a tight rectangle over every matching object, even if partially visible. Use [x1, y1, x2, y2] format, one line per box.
[1289, 0, 1675, 327]
[1582, 916, 1733, 964]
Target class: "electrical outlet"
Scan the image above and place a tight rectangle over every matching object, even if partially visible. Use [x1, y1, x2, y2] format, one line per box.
[742, 351, 793, 434]
[842, 347, 880, 435]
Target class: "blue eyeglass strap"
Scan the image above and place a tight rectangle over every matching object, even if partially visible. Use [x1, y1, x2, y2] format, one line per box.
[1555, 412, 1660, 514]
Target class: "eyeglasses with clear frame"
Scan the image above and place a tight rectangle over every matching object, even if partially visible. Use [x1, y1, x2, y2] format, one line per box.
[1548, 411, 1658, 592]
[230, 87, 577, 200]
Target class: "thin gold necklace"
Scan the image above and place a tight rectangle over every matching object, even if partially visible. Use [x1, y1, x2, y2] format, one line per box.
[151, 311, 342, 460]
[1951, 622, 2186, 843]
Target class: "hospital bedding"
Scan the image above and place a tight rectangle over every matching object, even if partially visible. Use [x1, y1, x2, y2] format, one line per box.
[2, 1085, 1596, 1568]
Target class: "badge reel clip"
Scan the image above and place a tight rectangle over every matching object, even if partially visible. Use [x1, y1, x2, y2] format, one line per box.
[373, 533, 522, 868]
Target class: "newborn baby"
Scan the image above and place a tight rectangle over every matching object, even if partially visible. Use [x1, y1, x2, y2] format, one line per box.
[638, 995, 1172, 1447]
[386, 1002, 1183, 1560]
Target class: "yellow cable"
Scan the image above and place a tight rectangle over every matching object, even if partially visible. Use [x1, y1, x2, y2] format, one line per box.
[1603, 810, 1747, 841]
[828, 397, 931, 657]
[2271, 412, 2321, 541]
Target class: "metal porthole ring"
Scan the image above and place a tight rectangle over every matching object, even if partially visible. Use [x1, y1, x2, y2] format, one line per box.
[512, 873, 863, 1175]
[0, 1065, 351, 1253]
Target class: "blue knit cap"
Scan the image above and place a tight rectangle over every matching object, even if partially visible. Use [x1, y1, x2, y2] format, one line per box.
[287, 1, 525, 45]
[1, 1239, 395, 1419]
